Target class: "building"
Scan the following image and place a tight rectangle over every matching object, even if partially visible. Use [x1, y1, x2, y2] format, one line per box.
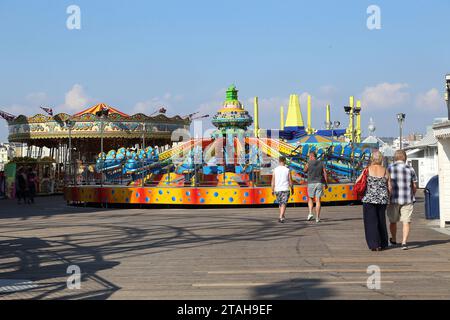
[432, 74, 450, 228]
[405, 130, 438, 188]
[433, 120, 450, 228]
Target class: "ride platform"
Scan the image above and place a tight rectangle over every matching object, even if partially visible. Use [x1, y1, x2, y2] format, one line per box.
[64, 183, 357, 206]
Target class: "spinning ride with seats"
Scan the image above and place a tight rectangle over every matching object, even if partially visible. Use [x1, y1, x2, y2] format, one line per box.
[65, 85, 374, 206]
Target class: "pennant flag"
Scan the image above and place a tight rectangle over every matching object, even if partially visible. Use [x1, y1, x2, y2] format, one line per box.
[0, 110, 16, 121]
[40, 106, 54, 116]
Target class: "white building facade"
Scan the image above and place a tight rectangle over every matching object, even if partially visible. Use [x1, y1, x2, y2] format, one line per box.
[433, 121, 450, 228]
[405, 131, 439, 188]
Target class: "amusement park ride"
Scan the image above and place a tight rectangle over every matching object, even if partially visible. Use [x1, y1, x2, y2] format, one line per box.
[64, 85, 373, 206]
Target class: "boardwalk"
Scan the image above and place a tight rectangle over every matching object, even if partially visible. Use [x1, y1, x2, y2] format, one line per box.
[0, 192, 449, 300]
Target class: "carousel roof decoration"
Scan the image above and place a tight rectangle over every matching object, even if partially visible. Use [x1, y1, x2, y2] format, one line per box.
[40, 107, 54, 116]
[0, 110, 17, 122]
[6, 102, 192, 145]
[73, 103, 130, 118]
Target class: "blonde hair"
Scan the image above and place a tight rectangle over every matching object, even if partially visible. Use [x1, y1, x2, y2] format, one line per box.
[394, 150, 407, 162]
[371, 150, 384, 165]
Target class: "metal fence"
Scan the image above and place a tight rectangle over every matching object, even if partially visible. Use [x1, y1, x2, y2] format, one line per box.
[63, 160, 295, 188]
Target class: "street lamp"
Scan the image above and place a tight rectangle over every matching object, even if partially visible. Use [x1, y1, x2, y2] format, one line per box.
[397, 113, 406, 149]
[397, 113, 406, 150]
[344, 106, 361, 144]
[323, 120, 340, 141]
[332, 121, 341, 142]
[445, 74, 450, 120]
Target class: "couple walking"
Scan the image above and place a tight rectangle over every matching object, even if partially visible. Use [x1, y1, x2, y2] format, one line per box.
[271, 152, 328, 223]
[356, 150, 417, 251]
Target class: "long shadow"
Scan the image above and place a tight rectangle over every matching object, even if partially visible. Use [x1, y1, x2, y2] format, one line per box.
[407, 239, 450, 249]
[0, 198, 372, 300]
[0, 196, 119, 220]
[0, 237, 120, 299]
[251, 278, 335, 300]
[0, 211, 325, 300]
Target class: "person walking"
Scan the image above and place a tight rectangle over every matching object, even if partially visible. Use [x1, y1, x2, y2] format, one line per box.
[356, 150, 390, 251]
[271, 156, 293, 223]
[305, 151, 328, 223]
[16, 167, 27, 204]
[26, 167, 37, 204]
[387, 150, 417, 250]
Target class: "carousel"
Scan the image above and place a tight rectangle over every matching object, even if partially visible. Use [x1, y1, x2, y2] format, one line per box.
[4, 103, 191, 194]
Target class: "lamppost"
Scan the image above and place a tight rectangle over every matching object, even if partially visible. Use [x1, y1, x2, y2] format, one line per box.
[325, 120, 341, 141]
[445, 74, 450, 120]
[344, 104, 361, 145]
[96, 108, 110, 187]
[332, 120, 341, 143]
[397, 113, 406, 150]
[344, 104, 361, 181]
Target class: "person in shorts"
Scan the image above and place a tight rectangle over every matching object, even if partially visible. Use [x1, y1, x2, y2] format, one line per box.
[271, 156, 293, 223]
[387, 150, 417, 250]
[305, 151, 328, 223]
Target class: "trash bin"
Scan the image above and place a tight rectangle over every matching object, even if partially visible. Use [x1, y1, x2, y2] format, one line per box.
[424, 175, 439, 220]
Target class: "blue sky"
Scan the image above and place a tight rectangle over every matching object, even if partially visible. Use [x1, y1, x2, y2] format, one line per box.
[1, 0, 449, 141]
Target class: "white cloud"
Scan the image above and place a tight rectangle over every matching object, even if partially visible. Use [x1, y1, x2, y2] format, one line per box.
[416, 88, 445, 111]
[26, 92, 48, 105]
[318, 85, 338, 97]
[60, 84, 91, 113]
[132, 93, 184, 115]
[1, 104, 29, 116]
[246, 96, 289, 111]
[361, 83, 410, 109]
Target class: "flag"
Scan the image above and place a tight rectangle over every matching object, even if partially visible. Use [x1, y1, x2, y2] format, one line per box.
[0, 110, 16, 121]
[159, 107, 167, 114]
[40, 106, 53, 116]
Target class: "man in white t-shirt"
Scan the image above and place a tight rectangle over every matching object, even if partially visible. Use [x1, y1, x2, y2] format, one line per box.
[271, 156, 294, 223]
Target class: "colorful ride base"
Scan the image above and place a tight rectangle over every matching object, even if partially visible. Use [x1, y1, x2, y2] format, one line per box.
[64, 183, 358, 206]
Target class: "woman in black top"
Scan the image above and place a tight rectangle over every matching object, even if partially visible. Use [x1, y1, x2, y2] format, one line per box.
[356, 151, 391, 251]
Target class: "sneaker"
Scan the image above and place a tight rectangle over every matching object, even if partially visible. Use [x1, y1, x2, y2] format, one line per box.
[307, 213, 314, 221]
[401, 244, 409, 250]
[278, 218, 285, 224]
[389, 238, 398, 246]
[316, 218, 321, 223]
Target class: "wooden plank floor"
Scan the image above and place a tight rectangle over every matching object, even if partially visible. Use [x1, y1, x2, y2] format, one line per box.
[0, 192, 449, 300]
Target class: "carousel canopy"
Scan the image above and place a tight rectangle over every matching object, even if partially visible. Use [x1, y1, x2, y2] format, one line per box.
[6, 103, 191, 147]
[73, 103, 130, 118]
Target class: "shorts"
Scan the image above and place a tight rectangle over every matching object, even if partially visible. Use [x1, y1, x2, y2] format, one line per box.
[387, 203, 414, 223]
[275, 191, 290, 206]
[307, 183, 324, 199]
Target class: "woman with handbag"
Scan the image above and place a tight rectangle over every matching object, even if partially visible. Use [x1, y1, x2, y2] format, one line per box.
[355, 150, 390, 251]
